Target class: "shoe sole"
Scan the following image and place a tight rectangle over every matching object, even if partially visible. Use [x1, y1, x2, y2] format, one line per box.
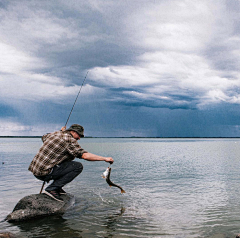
[43, 190, 64, 202]
[59, 189, 67, 195]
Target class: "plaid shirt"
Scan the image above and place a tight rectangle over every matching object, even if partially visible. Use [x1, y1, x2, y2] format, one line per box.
[28, 130, 87, 176]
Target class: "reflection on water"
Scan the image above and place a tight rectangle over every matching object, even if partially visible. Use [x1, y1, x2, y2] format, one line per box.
[3, 204, 127, 238]
[15, 216, 83, 238]
[103, 207, 125, 229]
[1, 138, 240, 237]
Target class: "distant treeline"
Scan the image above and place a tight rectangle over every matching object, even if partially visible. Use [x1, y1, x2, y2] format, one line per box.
[0, 136, 42, 138]
[0, 136, 240, 139]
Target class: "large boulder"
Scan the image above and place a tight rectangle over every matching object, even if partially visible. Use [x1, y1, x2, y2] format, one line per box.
[6, 193, 74, 222]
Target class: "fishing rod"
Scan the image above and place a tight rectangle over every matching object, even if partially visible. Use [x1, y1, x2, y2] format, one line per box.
[39, 71, 89, 194]
[65, 71, 89, 127]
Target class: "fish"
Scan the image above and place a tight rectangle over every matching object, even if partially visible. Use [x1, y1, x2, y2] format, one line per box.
[101, 167, 110, 179]
[102, 167, 125, 194]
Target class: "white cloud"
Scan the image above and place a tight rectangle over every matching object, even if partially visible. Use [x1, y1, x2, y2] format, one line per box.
[0, 118, 63, 136]
[90, 49, 240, 108]
[123, 0, 221, 52]
[0, 74, 91, 104]
[0, 41, 74, 103]
[0, 42, 43, 74]
[0, 1, 240, 129]
[88, 0, 240, 109]
[0, 1, 112, 105]
[0, 1, 84, 53]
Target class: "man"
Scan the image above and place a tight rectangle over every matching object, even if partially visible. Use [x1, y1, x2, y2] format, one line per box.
[28, 124, 114, 202]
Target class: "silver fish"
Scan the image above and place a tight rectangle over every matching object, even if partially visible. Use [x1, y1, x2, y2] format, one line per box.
[102, 167, 125, 194]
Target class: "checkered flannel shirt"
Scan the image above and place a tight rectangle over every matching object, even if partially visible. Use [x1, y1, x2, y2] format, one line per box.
[28, 130, 87, 176]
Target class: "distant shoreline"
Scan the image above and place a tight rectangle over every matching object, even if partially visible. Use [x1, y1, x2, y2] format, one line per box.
[1, 136, 240, 139]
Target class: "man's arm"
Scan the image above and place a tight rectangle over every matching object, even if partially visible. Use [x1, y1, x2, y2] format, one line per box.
[82, 152, 114, 164]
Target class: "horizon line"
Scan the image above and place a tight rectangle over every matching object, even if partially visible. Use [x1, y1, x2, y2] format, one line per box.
[0, 136, 240, 139]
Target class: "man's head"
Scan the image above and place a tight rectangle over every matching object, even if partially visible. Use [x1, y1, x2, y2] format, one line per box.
[66, 124, 84, 140]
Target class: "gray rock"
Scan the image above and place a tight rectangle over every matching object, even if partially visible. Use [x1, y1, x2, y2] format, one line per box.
[6, 193, 74, 222]
[0, 231, 26, 238]
[0, 232, 17, 238]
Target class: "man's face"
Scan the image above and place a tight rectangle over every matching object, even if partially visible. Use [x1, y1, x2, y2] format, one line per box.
[70, 131, 81, 140]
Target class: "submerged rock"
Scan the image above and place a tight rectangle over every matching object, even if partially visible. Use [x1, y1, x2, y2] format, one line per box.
[6, 193, 74, 222]
[0, 232, 17, 238]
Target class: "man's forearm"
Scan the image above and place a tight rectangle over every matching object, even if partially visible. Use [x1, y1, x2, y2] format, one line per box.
[82, 152, 114, 164]
[82, 152, 105, 161]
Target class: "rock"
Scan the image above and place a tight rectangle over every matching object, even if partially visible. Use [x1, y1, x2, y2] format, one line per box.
[0, 231, 25, 238]
[6, 193, 74, 222]
[0, 232, 17, 238]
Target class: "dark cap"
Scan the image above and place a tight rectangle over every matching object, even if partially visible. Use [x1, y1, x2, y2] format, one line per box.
[67, 124, 84, 137]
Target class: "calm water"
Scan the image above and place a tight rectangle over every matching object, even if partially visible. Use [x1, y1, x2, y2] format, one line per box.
[1, 138, 240, 238]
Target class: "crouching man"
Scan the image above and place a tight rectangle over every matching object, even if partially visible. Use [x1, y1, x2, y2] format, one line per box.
[28, 124, 114, 202]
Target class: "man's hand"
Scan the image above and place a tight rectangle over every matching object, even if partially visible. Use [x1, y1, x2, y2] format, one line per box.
[61, 126, 66, 131]
[105, 157, 114, 164]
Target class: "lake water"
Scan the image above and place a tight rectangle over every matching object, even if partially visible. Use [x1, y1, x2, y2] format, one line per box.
[1, 138, 240, 238]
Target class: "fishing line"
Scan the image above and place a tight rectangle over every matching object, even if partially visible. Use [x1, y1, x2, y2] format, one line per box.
[65, 71, 89, 127]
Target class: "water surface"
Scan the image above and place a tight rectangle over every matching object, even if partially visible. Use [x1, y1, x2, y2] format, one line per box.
[1, 138, 240, 237]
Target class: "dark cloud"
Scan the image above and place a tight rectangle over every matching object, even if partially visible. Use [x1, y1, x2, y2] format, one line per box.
[0, 0, 9, 9]
[0, 0, 240, 137]
[0, 104, 17, 117]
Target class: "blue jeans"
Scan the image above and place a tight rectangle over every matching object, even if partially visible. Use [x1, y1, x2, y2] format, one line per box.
[35, 160, 83, 191]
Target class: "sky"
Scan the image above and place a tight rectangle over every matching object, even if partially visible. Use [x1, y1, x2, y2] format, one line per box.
[0, 0, 240, 137]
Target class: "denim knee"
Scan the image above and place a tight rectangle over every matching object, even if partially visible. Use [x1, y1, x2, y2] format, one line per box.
[73, 161, 83, 173]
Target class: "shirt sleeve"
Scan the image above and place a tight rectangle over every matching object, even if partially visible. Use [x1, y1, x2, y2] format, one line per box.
[42, 133, 50, 142]
[66, 140, 88, 158]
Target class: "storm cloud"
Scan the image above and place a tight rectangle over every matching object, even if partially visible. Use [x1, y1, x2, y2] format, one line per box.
[0, 0, 240, 137]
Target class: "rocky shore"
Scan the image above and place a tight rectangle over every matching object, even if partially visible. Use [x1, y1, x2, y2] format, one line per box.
[6, 193, 74, 222]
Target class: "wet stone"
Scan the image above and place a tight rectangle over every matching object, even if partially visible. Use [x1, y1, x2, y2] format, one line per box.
[0, 232, 18, 238]
[6, 193, 74, 222]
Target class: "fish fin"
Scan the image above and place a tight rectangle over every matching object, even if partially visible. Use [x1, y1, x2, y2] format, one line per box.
[121, 189, 126, 193]
[101, 175, 105, 178]
[109, 185, 112, 187]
